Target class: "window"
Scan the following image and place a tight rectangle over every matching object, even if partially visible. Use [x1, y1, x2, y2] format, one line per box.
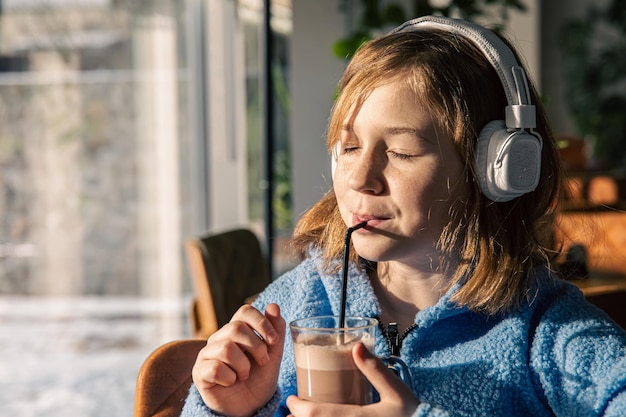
[0, 1, 293, 414]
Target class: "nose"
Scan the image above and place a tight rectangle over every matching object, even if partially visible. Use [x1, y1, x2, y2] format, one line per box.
[346, 150, 385, 194]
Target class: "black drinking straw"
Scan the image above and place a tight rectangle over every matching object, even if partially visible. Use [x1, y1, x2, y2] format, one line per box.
[339, 220, 368, 329]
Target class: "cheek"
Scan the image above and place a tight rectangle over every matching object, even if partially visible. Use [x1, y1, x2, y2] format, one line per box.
[333, 180, 351, 217]
[333, 167, 355, 198]
[333, 178, 345, 201]
[419, 156, 467, 201]
[390, 167, 441, 203]
[395, 174, 461, 220]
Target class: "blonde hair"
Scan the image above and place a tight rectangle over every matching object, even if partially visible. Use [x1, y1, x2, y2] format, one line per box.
[291, 28, 564, 315]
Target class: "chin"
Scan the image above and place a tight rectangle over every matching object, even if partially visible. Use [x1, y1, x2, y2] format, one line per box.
[352, 243, 389, 263]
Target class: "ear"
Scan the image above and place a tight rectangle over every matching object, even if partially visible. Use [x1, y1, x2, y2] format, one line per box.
[331, 141, 340, 181]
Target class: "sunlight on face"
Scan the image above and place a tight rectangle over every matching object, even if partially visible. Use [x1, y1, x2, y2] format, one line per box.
[333, 80, 468, 267]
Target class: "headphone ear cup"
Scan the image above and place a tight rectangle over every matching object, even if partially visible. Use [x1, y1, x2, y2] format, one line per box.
[475, 120, 542, 202]
[475, 120, 505, 200]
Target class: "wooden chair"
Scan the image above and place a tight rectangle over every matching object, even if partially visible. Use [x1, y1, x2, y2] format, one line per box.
[185, 228, 271, 339]
[554, 208, 626, 329]
[555, 210, 626, 278]
[134, 339, 206, 417]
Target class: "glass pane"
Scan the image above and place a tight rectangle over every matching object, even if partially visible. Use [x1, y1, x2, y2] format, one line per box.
[0, 1, 192, 415]
[269, 0, 295, 276]
[238, 0, 296, 277]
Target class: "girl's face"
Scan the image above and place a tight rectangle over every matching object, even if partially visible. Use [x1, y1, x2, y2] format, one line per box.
[333, 80, 468, 268]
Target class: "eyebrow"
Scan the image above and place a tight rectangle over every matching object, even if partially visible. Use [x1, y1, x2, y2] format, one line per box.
[341, 124, 420, 137]
[385, 126, 419, 136]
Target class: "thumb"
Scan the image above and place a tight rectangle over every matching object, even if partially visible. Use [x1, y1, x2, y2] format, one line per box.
[352, 343, 414, 401]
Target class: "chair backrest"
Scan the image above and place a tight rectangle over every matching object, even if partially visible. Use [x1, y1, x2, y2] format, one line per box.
[555, 211, 626, 276]
[185, 228, 271, 338]
[554, 210, 626, 329]
[134, 339, 206, 417]
[585, 289, 626, 330]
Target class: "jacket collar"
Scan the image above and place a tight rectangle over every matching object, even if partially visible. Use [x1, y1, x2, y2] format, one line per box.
[315, 257, 468, 328]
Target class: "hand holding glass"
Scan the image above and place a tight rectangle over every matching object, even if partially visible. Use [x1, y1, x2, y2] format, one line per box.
[290, 316, 413, 405]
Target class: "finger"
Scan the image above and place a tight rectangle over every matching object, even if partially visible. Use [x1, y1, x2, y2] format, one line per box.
[198, 337, 254, 382]
[285, 395, 308, 416]
[232, 304, 281, 345]
[264, 303, 286, 347]
[286, 395, 360, 417]
[352, 343, 414, 400]
[193, 357, 238, 388]
[225, 320, 272, 367]
[201, 316, 274, 378]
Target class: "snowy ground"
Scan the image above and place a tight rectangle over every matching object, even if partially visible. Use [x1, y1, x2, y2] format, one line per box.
[0, 296, 192, 417]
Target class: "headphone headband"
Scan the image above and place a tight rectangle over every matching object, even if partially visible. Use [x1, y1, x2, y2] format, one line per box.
[391, 16, 536, 130]
[332, 16, 543, 202]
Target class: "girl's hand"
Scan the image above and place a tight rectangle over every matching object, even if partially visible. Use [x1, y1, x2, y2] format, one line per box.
[286, 342, 419, 417]
[192, 303, 285, 417]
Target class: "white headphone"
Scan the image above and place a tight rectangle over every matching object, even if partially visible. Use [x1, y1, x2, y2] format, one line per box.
[331, 16, 542, 202]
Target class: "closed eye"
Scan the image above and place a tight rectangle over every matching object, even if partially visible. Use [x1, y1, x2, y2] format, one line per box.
[389, 150, 416, 160]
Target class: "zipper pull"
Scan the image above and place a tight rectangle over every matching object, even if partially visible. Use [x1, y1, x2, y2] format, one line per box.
[387, 322, 400, 356]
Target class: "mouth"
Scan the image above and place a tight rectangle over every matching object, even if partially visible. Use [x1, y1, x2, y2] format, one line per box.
[352, 214, 389, 228]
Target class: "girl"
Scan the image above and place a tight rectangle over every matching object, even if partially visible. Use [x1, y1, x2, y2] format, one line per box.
[182, 16, 626, 417]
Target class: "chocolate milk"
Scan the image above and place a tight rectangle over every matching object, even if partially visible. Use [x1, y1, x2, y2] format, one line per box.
[293, 334, 373, 404]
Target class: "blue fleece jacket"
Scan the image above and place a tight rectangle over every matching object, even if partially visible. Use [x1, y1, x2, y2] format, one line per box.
[181, 255, 626, 417]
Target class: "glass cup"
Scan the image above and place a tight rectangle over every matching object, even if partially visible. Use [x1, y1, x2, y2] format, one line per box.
[290, 316, 412, 405]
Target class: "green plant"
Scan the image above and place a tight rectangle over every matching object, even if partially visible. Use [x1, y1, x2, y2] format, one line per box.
[334, 0, 528, 59]
[560, 0, 626, 170]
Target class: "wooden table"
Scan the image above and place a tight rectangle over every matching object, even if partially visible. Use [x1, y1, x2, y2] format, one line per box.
[573, 271, 626, 296]
[570, 271, 626, 329]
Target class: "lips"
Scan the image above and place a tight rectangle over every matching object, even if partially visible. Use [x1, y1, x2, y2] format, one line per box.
[352, 214, 389, 228]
